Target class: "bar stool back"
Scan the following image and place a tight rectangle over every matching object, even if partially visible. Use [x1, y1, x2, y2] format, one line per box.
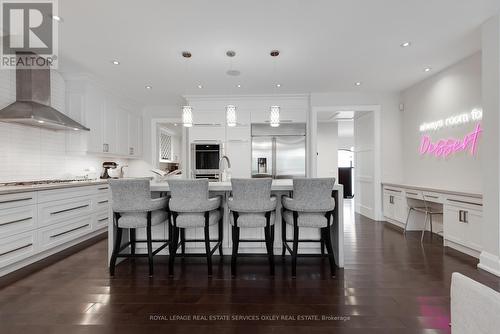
[281, 178, 336, 277]
[168, 179, 223, 277]
[228, 178, 277, 276]
[109, 178, 170, 277]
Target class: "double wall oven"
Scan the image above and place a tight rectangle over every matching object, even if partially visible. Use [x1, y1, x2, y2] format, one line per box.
[191, 142, 222, 180]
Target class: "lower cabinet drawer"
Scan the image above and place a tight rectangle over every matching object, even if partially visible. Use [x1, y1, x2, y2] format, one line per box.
[0, 231, 37, 268]
[444, 204, 482, 251]
[38, 196, 93, 227]
[0, 205, 37, 239]
[94, 210, 110, 230]
[94, 195, 110, 212]
[38, 216, 93, 251]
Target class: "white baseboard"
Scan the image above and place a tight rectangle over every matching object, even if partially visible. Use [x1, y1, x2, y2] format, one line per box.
[478, 251, 500, 277]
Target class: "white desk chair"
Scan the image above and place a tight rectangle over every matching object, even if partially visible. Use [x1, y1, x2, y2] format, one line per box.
[403, 192, 443, 242]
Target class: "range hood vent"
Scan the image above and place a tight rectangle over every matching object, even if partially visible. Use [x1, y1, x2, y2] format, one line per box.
[0, 54, 90, 131]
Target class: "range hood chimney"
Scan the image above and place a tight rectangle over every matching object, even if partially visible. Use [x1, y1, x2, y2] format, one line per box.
[0, 53, 90, 131]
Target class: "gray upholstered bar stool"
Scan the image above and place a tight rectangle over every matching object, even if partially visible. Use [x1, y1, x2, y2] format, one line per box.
[109, 178, 170, 277]
[403, 194, 443, 242]
[167, 179, 223, 277]
[228, 178, 277, 276]
[281, 178, 336, 278]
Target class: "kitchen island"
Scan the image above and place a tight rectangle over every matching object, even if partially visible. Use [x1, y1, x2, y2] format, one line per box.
[109, 180, 344, 268]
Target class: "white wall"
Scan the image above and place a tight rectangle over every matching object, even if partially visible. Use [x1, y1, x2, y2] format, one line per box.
[400, 52, 482, 194]
[317, 122, 338, 179]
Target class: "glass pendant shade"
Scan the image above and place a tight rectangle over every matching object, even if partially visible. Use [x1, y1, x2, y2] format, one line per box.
[270, 105, 280, 127]
[182, 105, 193, 127]
[226, 105, 237, 127]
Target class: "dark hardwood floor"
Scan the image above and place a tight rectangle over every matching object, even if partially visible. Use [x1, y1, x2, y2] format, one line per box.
[1, 201, 500, 334]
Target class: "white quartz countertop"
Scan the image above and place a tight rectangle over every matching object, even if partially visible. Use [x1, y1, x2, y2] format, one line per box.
[151, 179, 344, 192]
[382, 182, 482, 199]
[0, 180, 109, 195]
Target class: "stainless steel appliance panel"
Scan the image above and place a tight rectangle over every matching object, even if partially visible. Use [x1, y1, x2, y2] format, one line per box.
[275, 136, 306, 178]
[251, 136, 273, 178]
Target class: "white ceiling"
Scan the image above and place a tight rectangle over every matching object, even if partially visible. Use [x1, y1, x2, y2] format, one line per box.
[57, 0, 500, 107]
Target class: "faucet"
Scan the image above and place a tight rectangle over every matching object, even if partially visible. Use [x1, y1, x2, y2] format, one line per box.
[119, 165, 129, 178]
[219, 156, 231, 181]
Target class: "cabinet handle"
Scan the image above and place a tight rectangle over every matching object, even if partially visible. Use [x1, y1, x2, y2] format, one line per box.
[50, 224, 90, 238]
[448, 198, 482, 206]
[425, 195, 439, 199]
[458, 210, 469, 223]
[406, 191, 418, 196]
[0, 217, 32, 227]
[389, 195, 394, 204]
[98, 187, 109, 191]
[98, 200, 108, 204]
[129, 147, 134, 155]
[0, 243, 32, 257]
[0, 197, 32, 204]
[97, 217, 109, 222]
[103, 143, 109, 153]
[385, 188, 402, 193]
[51, 204, 89, 215]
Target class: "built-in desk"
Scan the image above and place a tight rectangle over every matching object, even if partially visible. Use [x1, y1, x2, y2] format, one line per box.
[382, 183, 483, 258]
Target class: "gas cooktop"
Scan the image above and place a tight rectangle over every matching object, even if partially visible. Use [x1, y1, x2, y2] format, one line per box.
[0, 179, 96, 187]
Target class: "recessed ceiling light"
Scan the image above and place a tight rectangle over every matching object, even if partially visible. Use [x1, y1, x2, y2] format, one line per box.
[145, 85, 152, 90]
[355, 82, 362, 86]
[197, 84, 203, 89]
[37, 120, 44, 124]
[73, 128, 79, 131]
[424, 67, 432, 72]
[276, 83, 281, 88]
[236, 84, 241, 88]
[400, 41, 411, 47]
[52, 15, 63, 22]
[111, 60, 120, 65]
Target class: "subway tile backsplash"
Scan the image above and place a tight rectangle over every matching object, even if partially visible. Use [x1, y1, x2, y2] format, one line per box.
[0, 122, 127, 182]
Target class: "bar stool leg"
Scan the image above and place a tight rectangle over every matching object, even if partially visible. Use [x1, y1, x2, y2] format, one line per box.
[180, 229, 186, 256]
[429, 213, 433, 236]
[292, 221, 299, 278]
[204, 213, 212, 277]
[110, 226, 123, 276]
[146, 214, 153, 277]
[421, 212, 429, 243]
[169, 216, 179, 277]
[324, 223, 336, 278]
[281, 214, 286, 257]
[218, 216, 223, 257]
[264, 215, 275, 276]
[231, 225, 240, 277]
[130, 229, 136, 255]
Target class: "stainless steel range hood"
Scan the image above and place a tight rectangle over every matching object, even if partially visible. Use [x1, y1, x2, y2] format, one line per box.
[0, 55, 90, 131]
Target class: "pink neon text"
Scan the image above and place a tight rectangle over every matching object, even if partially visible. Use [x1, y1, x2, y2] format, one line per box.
[419, 123, 482, 158]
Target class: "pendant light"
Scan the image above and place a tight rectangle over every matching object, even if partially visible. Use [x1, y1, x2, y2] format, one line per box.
[270, 105, 280, 127]
[181, 51, 193, 127]
[225, 50, 238, 127]
[270, 50, 280, 127]
[226, 105, 236, 127]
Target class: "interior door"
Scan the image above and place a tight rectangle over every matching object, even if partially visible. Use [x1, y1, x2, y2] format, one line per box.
[275, 136, 306, 178]
[251, 136, 273, 177]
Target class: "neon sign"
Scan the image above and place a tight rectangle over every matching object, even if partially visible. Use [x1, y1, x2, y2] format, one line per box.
[419, 108, 482, 132]
[419, 123, 482, 158]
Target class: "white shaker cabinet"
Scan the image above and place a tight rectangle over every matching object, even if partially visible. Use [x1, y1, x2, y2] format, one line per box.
[225, 126, 251, 178]
[65, 78, 143, 158]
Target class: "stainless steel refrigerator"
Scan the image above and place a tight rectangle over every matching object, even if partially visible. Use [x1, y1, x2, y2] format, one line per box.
[251, 123, 306, 179]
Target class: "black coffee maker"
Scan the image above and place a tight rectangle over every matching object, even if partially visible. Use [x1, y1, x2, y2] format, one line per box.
[100, 162, 118, 179]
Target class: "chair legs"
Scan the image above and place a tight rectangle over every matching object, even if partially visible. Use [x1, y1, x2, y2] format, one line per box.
[403, 207, 413, 236]
[168, 216, 179, 277]
[323, 226, 336, 277]
[421, 212, 429, 243]
[180, 229, 186, 256]
[130, 229, 136, 255]
[109, 226, 123, 276]
[264, 223, 275, 276]
[281, 213, 286, 257]
[146, 220, 153, 277]
[291, 222, 299, 278]
[218, 215, 224, 257]
[231, 225, 240, 277]
[204, 222, 213, 277]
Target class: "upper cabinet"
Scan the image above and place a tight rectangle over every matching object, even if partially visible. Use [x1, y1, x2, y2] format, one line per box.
[65, 78, 143, 158]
